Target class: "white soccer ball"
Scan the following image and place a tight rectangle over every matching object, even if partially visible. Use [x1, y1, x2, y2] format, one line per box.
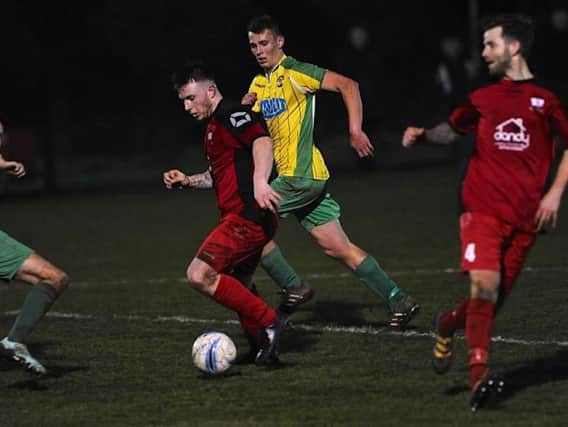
[192, 331, 237, 375]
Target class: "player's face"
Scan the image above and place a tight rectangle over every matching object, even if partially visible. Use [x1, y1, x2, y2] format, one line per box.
[248, 30, 284, 70]
[178, 80, 216, 121]
[482, 26, 513, 76]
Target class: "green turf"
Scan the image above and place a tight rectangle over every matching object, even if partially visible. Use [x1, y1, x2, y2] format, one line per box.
[1, 164, 567, 426]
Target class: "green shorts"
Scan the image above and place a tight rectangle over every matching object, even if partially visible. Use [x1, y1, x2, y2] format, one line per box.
[271, 176, 341, 231]
[0, 230, 33, 280]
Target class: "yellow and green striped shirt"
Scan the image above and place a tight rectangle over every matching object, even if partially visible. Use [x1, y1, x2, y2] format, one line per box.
[249, 55, 330, 180]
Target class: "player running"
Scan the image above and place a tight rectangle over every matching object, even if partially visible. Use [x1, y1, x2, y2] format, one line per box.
[402, 14, 568, 411]
[243, 15, 419, 328]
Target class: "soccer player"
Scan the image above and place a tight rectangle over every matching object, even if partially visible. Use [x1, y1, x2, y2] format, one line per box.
[243, 15, 419, 328]
[163, 62, 285, 365]
[402, 14, 568, 411]
[0, 120, 70, 375]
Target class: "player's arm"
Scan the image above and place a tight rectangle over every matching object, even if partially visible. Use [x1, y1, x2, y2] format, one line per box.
[404, 96, 478, 148]
[402, 122, 461, 147]
[535, 97, 568, 229]
[535, 150, 568, 230]
[252, 136, 280, 213]
[321, 70, 374, 158]
[163, 168, 212, 190]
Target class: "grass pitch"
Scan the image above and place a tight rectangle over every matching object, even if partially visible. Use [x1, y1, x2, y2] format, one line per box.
[1, 164, 567, 426]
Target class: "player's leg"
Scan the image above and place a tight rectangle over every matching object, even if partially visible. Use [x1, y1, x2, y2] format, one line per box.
[303, 197, 419, 329]
[8, 253, 69, 342]
[187, 216, 284, 364]
[454, 213, 506, 410]
[498, 231, 535, 309]
[435, 229, 535, 344]
[433, 213, 496, 376]
[260, 239, 303, 290]
[0, 231, 69, 375]
[186, 257, 276, 326]
[467, 269, 506, 412]
[259, 176, 308, 292]
[232, 259, 263, 364]
[259, 176, 327, 313]
[432, 300, 467, 374]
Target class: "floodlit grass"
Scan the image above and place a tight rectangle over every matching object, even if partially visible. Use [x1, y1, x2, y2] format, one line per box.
[1, 165, 567, 426]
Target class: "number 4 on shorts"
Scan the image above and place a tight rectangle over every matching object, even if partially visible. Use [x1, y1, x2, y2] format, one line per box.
[464, 243, 476, 262]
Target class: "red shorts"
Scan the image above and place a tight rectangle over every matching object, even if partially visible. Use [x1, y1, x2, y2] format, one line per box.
[196, 213, 276, 277]
[459, 212, 535, 291]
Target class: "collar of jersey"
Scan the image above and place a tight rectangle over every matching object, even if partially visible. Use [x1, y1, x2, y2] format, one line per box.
[265, 54, 288, 79]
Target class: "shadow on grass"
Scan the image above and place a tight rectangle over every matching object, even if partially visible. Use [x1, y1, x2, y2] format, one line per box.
[1, 341, 89, 390]
[305, 300, 387, 327]
[500, 349, 568, 400]
[441, 350, 568, 410]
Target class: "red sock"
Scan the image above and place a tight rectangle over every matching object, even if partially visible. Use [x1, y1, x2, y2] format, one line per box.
[439, 299, 469, 336]
[465, 298, 495, 388]
[213, 274, 275, 328]
[239, 315, 260, 337]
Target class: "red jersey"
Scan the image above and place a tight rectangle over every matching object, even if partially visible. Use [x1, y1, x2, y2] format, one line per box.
[449, 78, 568, 231]
[204, 101, 271, 223]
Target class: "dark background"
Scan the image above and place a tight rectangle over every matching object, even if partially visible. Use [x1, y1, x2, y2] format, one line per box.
[1, 0, 567, 193]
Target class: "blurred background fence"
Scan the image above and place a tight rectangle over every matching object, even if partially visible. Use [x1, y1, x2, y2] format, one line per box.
[1, 0, 567, 195]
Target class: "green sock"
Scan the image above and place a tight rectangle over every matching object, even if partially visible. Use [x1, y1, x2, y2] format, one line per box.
[8, 283, 58, 343]
[260, 246, 302, 290]
[354, 256, 405, 309]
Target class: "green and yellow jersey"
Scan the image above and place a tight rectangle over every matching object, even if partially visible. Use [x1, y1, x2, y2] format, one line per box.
[249, 55, 330, 180]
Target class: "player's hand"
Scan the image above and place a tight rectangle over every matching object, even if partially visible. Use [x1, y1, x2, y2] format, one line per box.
[535, 188, 563, 230]
[3, 161, 26, 178]
[350, 130, 374, 158]
[241, 92, 257, 106]
[163, 169, 188, 189]
[402, 127, 425, 148]
[254, 180, 281, 213]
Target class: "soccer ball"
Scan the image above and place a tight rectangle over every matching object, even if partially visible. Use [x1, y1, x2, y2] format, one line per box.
[192, 331, 237, 375]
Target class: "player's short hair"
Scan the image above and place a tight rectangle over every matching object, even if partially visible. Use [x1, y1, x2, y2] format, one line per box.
[481, 13, 535, 56]
[247, 14, 282, 37]
[171, 60, 216, 91]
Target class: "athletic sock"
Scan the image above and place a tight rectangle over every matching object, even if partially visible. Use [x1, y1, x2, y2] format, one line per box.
[439, 299, 469, 336]
[213, 274, 275, 328]
[8, 282, 58, 343]
[353, 255, 404, 308]
[260, 246, 303, 290]
[238, 284, 260, 337]
[465, 298, 495, 388]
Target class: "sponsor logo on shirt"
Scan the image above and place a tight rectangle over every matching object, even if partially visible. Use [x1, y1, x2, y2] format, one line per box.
[493, 118, 530, 151]
[260, 98, 287, 119]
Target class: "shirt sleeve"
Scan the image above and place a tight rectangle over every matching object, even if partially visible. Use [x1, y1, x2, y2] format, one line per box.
[448, 96, 480, 134]
[548, 95, 568, 150]
[225, 108, 269, 148]
[287, 59, 326, 93]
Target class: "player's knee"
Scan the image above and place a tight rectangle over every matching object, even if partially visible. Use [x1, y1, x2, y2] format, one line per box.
[470, 280, 498, 303]
[186, 263, 217, 292]
[43, 267, 70, 294]
[186, 264, 203, 288]
[53, 270, 70, 293]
